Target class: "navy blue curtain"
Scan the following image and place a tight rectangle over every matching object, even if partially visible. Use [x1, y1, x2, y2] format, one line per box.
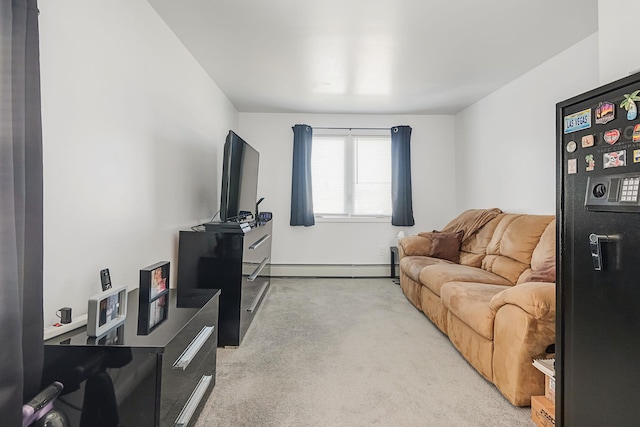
[290, 124, 315, 226]
[0, 0, 44, 424]
[391, 125, 415, 226]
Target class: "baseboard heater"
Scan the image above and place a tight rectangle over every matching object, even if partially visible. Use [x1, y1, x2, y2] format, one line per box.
[269, 264, 389, 278]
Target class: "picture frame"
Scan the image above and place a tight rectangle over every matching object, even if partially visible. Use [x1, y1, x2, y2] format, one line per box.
[138, 261, 170, 335]
[87, 286, 128, 338]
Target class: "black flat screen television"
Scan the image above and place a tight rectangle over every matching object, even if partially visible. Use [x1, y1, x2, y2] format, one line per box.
[220, 130, 260, 222]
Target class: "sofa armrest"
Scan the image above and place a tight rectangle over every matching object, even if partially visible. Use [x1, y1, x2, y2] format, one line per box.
[398, 235, 433, 258]
[490, 282, 555, 321]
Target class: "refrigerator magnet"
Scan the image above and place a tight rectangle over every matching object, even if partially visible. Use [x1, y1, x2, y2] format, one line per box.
[620, 90, 640, 120]
[604, 129, 621, 145]
[566, 141, 577, 153]
[585, 154, 595, 171]
[564, 109, 591, 134]
[633, 124, 640, 142]
[568, 158, 578, 174]
[603, 150, 626, 168]
[633, 149, 640, 163]
[582, 135, 595, 148]
[595, 102, 615, 125]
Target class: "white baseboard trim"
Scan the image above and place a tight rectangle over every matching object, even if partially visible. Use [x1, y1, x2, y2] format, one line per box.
[270, 264, 390, 278]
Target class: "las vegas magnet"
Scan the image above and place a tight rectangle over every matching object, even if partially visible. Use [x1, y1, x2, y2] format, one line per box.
[604, 129, 621, 145]
[585, 154, 595, 171]
[603, 150, 626, 169]
[595, 102, 615, 125]
[566, 141, 577, 153]
[564, 109, 591, 134]
[567, 158, 577, 174]
[634, 124, 640, 142]
[581, 135, 594, 148]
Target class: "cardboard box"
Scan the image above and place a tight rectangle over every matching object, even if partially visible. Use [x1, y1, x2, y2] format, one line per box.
[531, 395, 555, 427]
[545, 374, 555, 403]
[533, 358, 555, 403]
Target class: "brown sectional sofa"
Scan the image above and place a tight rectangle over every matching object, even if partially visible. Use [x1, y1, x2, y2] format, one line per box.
[398, 209, 556, 406]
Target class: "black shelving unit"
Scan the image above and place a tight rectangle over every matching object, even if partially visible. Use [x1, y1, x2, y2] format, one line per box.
[178, 219, 272, 347]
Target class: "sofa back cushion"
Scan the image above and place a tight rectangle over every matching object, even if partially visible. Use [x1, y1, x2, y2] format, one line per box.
[517, 219, 556, 284]
[481, 214, 554, 284]
[440, 208, 503, 268]
[441, 208, 503, 241]
[459, 214, 505, 267]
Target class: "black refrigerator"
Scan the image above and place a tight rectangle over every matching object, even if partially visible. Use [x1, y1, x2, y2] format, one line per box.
[558, 72, 640, 425]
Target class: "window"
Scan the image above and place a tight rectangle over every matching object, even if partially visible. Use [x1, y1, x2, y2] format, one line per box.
[311, 131, 391, 218]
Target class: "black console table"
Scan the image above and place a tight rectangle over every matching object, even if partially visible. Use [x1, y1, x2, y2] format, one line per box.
[177, 219, 272, 347]
[42, 289, 220, 427]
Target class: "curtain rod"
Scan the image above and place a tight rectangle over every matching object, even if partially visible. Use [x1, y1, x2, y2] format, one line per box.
[312, 127, 390, 131]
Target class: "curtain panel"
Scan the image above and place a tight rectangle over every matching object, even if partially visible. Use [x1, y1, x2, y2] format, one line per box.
[0, 0, 44, 424]
[391, 125, 415, 226]
[290, 124, 315, 226]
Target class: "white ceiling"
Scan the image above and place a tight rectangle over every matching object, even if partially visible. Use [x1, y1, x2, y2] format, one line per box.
[147, 0, 598, 115]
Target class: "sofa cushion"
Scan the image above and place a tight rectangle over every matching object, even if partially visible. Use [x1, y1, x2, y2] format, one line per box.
[400, 256, 453, 282]
[489, 281, 556, 321]
[418, 263, 512, 297]
[441, 208, 503, 242]
[398, 235, 435, 257]
[518, 219, 556, 284]
[519, 258, 555, 283]
[441, 282, 509, 340]
[482, 214, 554, 284]
[459, 214, 505, 267]
[417, 230, 463, 262]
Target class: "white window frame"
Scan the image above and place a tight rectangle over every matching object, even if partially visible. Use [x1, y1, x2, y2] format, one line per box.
[312, 129, 391, 223]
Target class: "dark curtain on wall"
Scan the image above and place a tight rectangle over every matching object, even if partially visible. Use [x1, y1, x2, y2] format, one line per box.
[0, 0, 44, 424]
[290, 124, 315, 226]
[391, 125, 415, 226]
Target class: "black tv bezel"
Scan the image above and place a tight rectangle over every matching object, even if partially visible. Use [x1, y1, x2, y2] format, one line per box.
[219, 130, 259, 222]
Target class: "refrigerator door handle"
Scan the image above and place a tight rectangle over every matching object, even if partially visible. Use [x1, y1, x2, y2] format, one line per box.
[588, 233, 619, 271]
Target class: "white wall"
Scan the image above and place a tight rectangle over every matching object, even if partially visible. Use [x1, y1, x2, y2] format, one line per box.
[239, 113, 456, 270]
[39, 0, 238, 326]
[454, 33, 600, 214]
[598, 0, 640, 85]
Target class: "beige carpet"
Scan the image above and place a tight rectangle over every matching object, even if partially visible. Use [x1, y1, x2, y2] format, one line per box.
[195, 277, 531, 427]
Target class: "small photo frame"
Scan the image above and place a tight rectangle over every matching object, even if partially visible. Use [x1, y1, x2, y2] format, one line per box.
[138, 261, 170, 335]
[87, 286, 128, 338]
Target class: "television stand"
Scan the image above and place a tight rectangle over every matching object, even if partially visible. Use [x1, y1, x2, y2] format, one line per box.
[177, 219, 272, 347]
